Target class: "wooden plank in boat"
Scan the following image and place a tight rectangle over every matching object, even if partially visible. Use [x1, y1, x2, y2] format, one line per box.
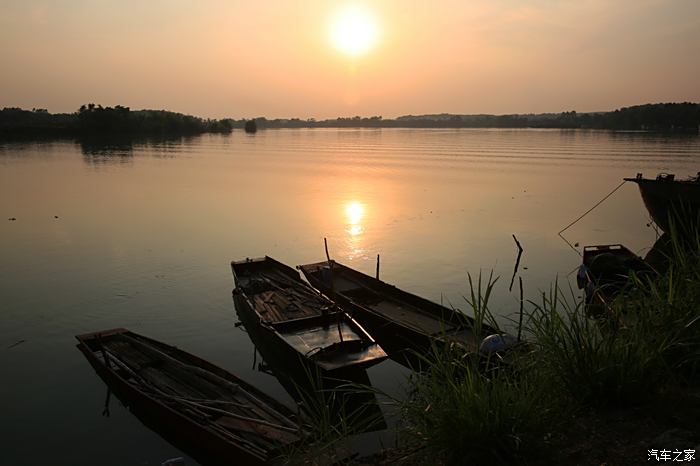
[368, 300, 458, 335]
[216, 416, 300, 444]
[253, 290, 321, 324]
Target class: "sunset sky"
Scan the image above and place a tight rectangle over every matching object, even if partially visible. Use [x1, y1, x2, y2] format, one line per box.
[1, 0, 699, 119]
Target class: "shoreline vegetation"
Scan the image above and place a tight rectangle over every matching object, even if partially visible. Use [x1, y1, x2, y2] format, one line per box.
[0, 104, 234, 139]
[290, 227, 700, 466]
[1, 102, 698, 139]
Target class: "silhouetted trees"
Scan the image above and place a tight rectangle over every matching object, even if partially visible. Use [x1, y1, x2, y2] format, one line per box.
[0, 107, 74, 136]
[1, 105, 233, 138]
[75, 104, 233, 134]
[220, 104, 697, 131]
[1, 102, 698, 138]
[244, 119, 257, 133]
[591, 103, 699, 131]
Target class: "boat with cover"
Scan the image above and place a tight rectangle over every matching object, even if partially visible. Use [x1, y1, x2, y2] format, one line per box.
[625, 172, 700, 233]
[298, 260, 510, 365]
[231, 256, 387, 372]
[76, 328, 304, 466]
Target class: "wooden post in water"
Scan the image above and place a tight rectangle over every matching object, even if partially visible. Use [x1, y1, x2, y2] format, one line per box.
[509, 234, 524, 292]
[517, 276, 524, 342]
[376, 254, 380, 280]
[323, 237, 334, 295]
[324, 237, 343, 342]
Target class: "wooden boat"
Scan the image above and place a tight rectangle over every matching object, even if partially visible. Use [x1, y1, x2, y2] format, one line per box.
[577, 244, 655, 315]
[234, 294, 387, 434]
[625, 172, 700, 233]
[231, 256, 387, 372]
[76, 328, 304, 466]
[298, 260, 508, 365]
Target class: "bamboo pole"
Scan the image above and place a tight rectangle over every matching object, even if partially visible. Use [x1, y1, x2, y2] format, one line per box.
[323, 237, 344, 342]
[509, 234, 524, 292]
[517, 276, 524, 342]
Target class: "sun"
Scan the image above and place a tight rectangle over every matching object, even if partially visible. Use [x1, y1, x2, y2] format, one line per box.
[330, 7, 378, 56]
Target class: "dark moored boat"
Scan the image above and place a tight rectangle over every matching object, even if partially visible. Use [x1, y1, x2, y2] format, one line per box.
[577, 244, 655, 315]
[298, 260, 509, 364]
[76, 328, 304, 466]
[231, 256, 387, 372]
[234, 294, 387, 434]
[625, 172, 700, 233]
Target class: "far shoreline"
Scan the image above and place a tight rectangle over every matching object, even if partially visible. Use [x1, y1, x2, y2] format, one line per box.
[1, 102, 698, 140]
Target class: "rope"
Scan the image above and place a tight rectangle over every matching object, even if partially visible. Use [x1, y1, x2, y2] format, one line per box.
[557, 180, 628, 257]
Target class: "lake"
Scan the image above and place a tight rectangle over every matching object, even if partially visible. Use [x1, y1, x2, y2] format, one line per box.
[1, 128, 699, 465]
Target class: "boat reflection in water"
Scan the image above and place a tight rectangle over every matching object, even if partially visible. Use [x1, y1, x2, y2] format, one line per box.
[233, 292, 387, 436]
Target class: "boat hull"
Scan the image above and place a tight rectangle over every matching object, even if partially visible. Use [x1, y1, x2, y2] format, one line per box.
[626, 175, 700, 233]
[76, 328, 303, 466]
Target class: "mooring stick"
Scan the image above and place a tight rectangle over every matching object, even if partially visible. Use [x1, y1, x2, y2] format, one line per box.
[376, 254, 380, 280]
[102, 387, 111, 417]
[517, 276, 524, 342]
[323, 237, 343, 342]
[509, 234, 524, 292]
[323, 237, 334, 295]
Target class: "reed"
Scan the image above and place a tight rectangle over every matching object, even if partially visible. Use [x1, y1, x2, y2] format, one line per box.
[524, 281, 664, 406]
[463, 270, 501, 337]
[400, 344, 548, 464]
[395, 272, 552, 465]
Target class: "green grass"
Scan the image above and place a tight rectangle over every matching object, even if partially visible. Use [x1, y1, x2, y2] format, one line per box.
[524, 282, 664, 406]
[399, 342, 550, 465]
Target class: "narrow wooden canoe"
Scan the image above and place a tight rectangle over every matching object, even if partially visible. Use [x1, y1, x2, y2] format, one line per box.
[298, 260, 503, 365]
[231, 256, 387, 372]
[76, 328, 304, 466]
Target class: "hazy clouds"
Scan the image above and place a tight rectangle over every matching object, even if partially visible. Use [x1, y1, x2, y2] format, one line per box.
[1, 0, 698, 118]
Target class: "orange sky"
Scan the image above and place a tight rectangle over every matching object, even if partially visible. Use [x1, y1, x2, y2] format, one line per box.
[1, 0, 699, 119]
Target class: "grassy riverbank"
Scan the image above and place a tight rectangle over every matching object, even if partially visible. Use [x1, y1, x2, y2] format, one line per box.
[289, 231, 700, 465]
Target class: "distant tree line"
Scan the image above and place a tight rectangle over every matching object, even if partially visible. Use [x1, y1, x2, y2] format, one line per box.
[239, 103, 699, 132]
[0, 104, 233, 138]
[2, 102, 698, 138]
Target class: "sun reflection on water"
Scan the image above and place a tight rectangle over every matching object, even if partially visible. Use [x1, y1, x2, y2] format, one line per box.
[344, 200, 366, 259]
[345, 201, 365, 236]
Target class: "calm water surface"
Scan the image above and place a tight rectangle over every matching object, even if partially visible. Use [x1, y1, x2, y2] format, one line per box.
[1, 129, 699, 464]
